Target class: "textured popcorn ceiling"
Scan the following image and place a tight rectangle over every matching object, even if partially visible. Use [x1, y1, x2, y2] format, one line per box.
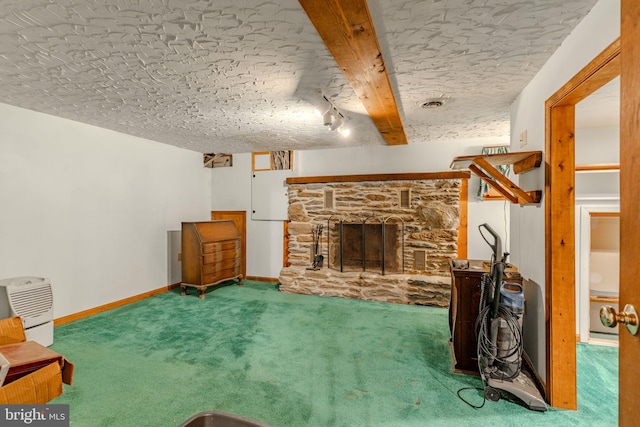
[0, 0, 599, 153]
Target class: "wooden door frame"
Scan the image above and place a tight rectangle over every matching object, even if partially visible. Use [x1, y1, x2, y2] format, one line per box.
[577, 208, 620, 343]
[283, 220, 290, 267]
[545, 39, 620, 408]
[619, 2, 640, 424]
[457, 178, 469, 259]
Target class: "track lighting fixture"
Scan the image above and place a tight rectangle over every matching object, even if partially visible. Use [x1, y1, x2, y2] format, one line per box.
[330, 114, 344, 131]
[318, 96, 332, 126]
[318, 94, 350, 137]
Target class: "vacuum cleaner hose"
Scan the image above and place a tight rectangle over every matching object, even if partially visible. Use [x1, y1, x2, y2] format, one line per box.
[476, 305, 523, 380]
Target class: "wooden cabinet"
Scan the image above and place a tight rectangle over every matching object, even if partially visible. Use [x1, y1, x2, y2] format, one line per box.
[181, 221, 242, 299]
[449, 260, 486, 374]
[449, 259, 521, 374]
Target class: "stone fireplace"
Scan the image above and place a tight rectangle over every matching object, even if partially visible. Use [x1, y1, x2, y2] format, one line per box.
[279, 172, 469, 307]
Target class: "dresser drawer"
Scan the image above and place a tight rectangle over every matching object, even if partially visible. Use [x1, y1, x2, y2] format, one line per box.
[202, 266, 240, 284]
[202, 242, 221, 254]
[202, 248, 239, 265]
[202, 239, 239, 254]
[202, 258, 240, 274]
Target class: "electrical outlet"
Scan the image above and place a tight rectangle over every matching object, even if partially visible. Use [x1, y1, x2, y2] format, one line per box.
[520, 130, 528, 148]
[178, 252, 182, 261]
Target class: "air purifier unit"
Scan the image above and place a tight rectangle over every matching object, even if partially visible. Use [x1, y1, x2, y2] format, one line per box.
[0, 276, 54, 347]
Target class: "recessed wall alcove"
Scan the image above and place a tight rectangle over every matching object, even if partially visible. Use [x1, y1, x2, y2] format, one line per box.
[279, 172, 470, 307]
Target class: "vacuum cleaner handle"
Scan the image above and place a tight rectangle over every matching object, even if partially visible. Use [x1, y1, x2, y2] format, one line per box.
[478, 223, 502, 263]
[491, 261, 505, 319]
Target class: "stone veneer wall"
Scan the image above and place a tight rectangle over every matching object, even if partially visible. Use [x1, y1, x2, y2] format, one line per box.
[279, 177, 463, 307]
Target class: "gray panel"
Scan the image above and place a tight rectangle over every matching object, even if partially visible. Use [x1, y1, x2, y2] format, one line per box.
[251, 169, 292, 221]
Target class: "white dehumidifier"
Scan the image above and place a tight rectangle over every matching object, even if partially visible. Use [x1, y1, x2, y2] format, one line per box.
[0, 276, 54, 347]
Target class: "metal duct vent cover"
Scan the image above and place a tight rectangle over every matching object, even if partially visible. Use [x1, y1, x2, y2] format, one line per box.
[0, 276, 54, 330]
[400, 189, 410, 208]
[421, 99, 445, 109]
[324, 190, 334, 209]
[414, 250, 426, 270]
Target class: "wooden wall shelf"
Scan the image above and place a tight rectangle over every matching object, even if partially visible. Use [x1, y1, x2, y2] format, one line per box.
[450, 151, 542, 205]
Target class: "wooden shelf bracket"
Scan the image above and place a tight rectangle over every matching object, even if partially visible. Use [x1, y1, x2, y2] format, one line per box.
[450, 150, 543, 205]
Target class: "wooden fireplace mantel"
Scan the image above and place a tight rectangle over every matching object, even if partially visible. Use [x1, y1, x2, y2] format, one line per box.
[285, 171, 470, 185]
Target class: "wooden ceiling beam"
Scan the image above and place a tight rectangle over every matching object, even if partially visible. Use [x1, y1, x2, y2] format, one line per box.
[299, 0, 408, 145]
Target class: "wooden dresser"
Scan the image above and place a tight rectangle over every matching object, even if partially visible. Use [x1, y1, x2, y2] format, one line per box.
[181, 221, 243, 299]
[449, 259, 521, 374]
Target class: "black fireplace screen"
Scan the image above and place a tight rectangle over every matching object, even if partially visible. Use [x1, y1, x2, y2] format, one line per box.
[327, 217, 405, 275]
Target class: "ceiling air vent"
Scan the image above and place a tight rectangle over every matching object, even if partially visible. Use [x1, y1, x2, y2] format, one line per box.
[421, 98, 447, 109]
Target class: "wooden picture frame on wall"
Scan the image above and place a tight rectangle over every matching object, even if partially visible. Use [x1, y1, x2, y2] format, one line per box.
[252, 151, 293, 171]
[252, 152, 271, 171]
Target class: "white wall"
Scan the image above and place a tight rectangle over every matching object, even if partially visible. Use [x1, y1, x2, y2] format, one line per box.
[0, 103, 211, 319]
[509, 0, 620, 377]
[211, 136, 511, 279]
[575, 126, 620, 198]
[210, 153, 285, 279]
[574, 126, 620, 342]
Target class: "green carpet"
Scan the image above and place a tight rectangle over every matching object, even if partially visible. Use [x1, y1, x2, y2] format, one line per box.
[50, 281, 617, 426]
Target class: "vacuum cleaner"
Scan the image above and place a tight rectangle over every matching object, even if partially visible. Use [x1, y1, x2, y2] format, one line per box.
[475, 223, 548, 412]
